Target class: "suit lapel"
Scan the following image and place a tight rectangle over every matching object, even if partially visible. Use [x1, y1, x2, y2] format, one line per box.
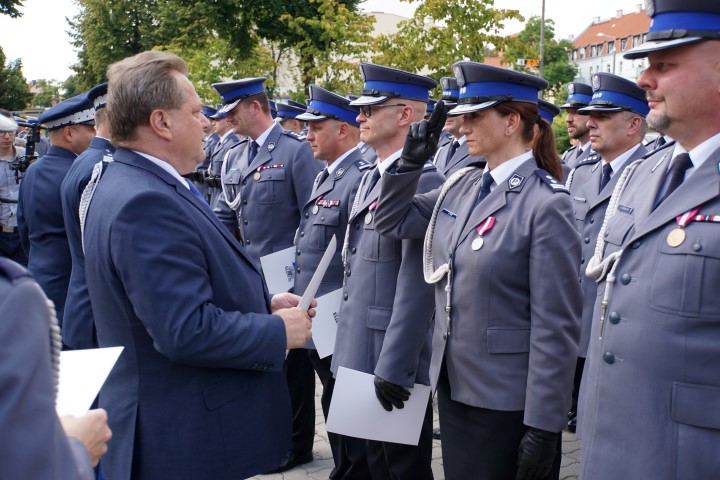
[444, 142, 470, 174]
[244, 124, 282, 178]
[304, 150, 360, 208]
[592, 145, 649, 209]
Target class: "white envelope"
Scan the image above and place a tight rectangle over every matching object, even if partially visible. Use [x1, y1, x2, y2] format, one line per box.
[309, 288, 342, 358]
[326, 367, 431, 445]
[56, 346, 123, 417]
[259, 246, 296, 294]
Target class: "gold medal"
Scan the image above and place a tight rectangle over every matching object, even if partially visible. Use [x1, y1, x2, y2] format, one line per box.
[471, 237, 484, 251]
[253, 171, 261, 181]
[312, 205, 319, 215]
[667, 228, 686, 247]
[365, 212, 373, 224]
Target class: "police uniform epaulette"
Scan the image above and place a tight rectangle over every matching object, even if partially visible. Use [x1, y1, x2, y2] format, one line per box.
[422, 161, 437, 172]
[535, 169, 569, 193]
[0, 258, 32, 282]
[281, 129, 306, 141]
[355, 158, 374, 171]
[227, 138, 249, 151]
[562, 145, 578, 157]
[576, 152, 601, 168]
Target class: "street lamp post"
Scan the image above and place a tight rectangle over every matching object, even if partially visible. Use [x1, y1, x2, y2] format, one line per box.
[597, 32, 617, 74]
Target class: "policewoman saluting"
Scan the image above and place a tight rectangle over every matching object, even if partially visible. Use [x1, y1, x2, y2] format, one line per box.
[374, 62, 582, 480]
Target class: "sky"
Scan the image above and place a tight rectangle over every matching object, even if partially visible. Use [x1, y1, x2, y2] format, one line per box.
[0, 0, 648, 82]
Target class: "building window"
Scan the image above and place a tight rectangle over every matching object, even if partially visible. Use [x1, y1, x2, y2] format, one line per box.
[607, 63, 611, 72]
[633, 35, 641, 47]
[621, 37, 629, 50]
[591, 45, 597, 57]
[608, 41, 615, 54]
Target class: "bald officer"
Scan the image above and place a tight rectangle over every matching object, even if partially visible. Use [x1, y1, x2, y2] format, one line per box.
[564, 73, 649, 433]
[579, 1, 720, 478]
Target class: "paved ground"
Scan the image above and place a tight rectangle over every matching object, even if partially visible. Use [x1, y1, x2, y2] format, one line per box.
[253, 375, 581, 480]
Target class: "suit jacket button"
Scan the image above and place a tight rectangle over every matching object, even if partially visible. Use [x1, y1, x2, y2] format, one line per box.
[620, 273, 631, 285]
[609, 312, 621, 324]
[584, 236, 591, 244]
[603, 352, 615, 364]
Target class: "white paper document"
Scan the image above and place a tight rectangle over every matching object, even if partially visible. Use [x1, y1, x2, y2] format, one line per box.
[259, 246, 296, 294]
[308, 288, 342, 358]
[326, 367, 432, 446]
[56, 346, 124, 417]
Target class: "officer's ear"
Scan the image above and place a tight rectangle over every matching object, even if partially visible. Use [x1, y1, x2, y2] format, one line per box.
[149, 109, 173, 141]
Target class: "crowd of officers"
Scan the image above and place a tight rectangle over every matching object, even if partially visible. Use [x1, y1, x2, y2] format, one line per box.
[1, 0, 719, 478]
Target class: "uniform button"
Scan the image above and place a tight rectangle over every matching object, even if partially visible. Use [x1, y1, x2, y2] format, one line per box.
[243, 220, 248, 225]
[242, 180, 247, 185]
[609, 312, 621, 324]
[578, 277, 582, 283]
[354, 222, 360, 229]
[320, 216, 325, 221]
[442, 332, 448, 340]
[242, 200, 247, 205]
[300, 232, 304, 237]
[246, 240, 251, 245]
[346, 270, 351, 277]
[351, 247, 357, 254]
[304, 213, 309, 218]
[581, 257, 585, 264]
[343, 293, 348, 301]
[692, 242, 702, 252]
[584, 236, 590, 244]
[296, 267, 301, 273]
[620, 273, 631, 285]
[589, 217, 595, 224]
[296, 250, 301, 255]
[631, 240, 642, 249]
[407, 370, 415, 377]
[603, 352, 615, 364]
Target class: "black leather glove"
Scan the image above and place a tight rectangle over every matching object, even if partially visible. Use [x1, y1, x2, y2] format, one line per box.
[374, 375, 411, 411]
[516, 427, 559, 480]
[397, 99, 448, 173]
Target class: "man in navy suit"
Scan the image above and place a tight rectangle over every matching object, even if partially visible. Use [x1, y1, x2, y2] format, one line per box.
[82, 50, 314, 480]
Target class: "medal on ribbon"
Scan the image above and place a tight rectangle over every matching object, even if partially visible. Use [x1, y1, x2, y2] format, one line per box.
[471, 216, 496, 251]
[365, 200, 378, 225]
[667, 207, 699, 247]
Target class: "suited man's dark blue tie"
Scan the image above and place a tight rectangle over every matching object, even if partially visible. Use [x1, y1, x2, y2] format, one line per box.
[653, 153, 693, 209]
[365, 168, 381, 199]
[599, 163, 612, 191]
[187, 180, 210, 205]
[474, 171, 494, 207]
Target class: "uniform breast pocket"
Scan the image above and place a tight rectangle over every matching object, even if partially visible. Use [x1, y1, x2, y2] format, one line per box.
[360, 220, 398, 262]
[223, 170, 241, 185]
[573, 200, 589, 222]
[311, 208, 340, 250]
[649, 224, 720, 318]
[603, 210, 635, 247]
[256, 169, 287, 205]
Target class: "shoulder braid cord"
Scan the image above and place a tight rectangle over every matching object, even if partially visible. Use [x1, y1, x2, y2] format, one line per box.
[584, 157, 643, 340]
[47, 290, 62, 399]
[79, 155, 114, 255]
[221, 147, 243, 211]
[341, 168, 374, 279]
[564, 165, 578, 191]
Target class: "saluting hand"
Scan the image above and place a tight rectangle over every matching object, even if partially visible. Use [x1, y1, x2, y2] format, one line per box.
[397, 99, 448, 173]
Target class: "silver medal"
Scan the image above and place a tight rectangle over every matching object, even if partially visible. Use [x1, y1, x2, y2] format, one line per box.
[471, 237, 484, 251]
[312, 205, 319, 214]
[365, 212, 373, 224]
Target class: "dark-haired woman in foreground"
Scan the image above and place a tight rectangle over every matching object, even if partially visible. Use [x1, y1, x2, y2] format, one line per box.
[374, 62, 581, 480]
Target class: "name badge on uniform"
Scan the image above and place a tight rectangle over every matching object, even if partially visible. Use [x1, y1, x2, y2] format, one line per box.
[471, 216, 496, 251]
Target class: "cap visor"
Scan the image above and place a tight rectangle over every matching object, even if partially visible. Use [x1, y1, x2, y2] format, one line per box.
[576, 105, 624, 115]
[348, 95, 389, 106]
[447, 101, 499, 116]
[296, 111, 327, 122]
[560, 102, 589, 109]
[623, 37, 704, 59]
[218, 99, 241, 114]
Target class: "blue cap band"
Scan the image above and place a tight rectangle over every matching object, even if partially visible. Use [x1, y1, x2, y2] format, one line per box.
[307, 99, 359, 126]
[460, 81, 539, 104]
[221, 83, 266, 103]
[539, 109, 555, 123]
[364, 80, 430, 102]
[567, 93, 592, 105]
[650, 11, 720, 33]
[591, 90, 650, 116]
[443, 89, 460, 98]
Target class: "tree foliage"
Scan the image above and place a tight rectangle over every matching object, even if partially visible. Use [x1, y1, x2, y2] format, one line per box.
[372, 0, 522, 82]
[30, 79, 63, 107]
[280, 0, 372, 95]
[0, 0, 24, 18]
[502, 16, 577, 98]
[0, 47, 32, 110]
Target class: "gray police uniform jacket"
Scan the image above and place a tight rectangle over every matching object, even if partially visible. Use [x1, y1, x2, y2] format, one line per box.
[294, 149, 371, 298]
[579, 144, 720, 480]
[567, 145, 647, 357]
[374, 158, 581, 432]
[206, 132, 240, 210]
[215, 123, 322, 261]
[435, 140, 485, 178]
[331, 162, 444, 388]
[562, 144, 592, 170]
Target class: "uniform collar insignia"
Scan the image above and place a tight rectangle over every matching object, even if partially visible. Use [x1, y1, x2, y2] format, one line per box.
[508, 173, 524, 189]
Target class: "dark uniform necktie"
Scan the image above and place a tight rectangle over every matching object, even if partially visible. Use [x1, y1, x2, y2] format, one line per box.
[575, 146, 584, 161]
[447, 140, 460, 163]
[365, 168, 381, 199]
[655, 136, 666, 149]
[474, 171, 494, 207]
[248, 141, 259, 164]
[599, 163, 613, 192]
[653, 153, 693, 209]
[315, 168, 329, 191]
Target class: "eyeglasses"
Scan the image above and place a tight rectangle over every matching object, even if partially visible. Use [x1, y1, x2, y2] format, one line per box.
[359, 104, 407, 118]
[0, 131, 15, 137]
